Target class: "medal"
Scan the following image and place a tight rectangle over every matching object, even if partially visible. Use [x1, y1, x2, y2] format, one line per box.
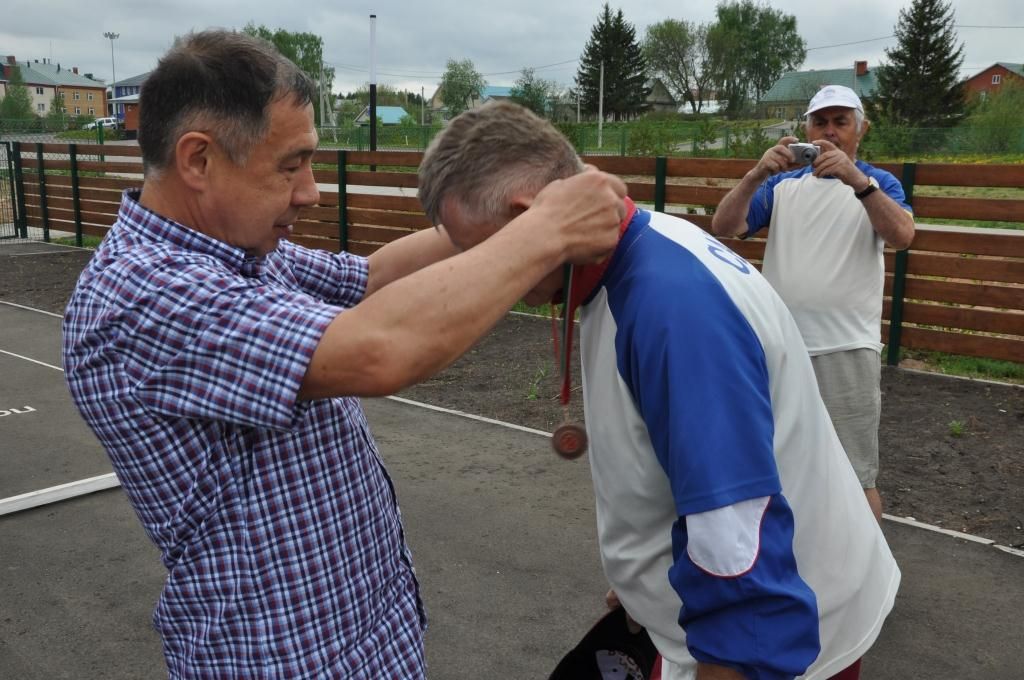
[551, 264, 589, 460]
[547, 197, 637, 461]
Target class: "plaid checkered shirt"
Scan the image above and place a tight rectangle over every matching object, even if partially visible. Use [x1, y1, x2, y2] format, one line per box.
[63, 190, 426, 679]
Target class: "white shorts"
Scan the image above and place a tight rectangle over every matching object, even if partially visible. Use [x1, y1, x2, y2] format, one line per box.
[810, 349, 881, 488]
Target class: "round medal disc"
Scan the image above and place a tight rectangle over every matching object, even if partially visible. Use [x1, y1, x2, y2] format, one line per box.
[552, 423, 589, 460]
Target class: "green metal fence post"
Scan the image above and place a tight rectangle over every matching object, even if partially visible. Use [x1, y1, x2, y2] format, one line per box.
[654, 156, 667, 213]
[886, 162, 916, 367]
[11, 142, 28, 237]
[4, 143, 18, 230]
[337, 150, 348, 253]
[69, 144, 83, 247]
[36, 144, 50, 242]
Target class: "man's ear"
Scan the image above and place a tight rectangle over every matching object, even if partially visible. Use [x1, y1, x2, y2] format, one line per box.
[859, 118, 872, 140]
[508, 193, 534, 218]
[174, 132, 215, 192]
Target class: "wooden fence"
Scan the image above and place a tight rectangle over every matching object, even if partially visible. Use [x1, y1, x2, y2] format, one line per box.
[9, 142, 1024, 366]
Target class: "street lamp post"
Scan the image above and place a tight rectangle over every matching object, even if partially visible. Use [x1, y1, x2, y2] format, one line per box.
[103, 32, 119, 118]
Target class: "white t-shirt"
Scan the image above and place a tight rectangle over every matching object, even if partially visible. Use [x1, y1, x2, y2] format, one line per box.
[579, 209, 900, 679]
[746, 162, 912, 355]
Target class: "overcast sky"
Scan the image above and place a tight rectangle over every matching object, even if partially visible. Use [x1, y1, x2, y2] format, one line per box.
[3, 0, 1023, 98]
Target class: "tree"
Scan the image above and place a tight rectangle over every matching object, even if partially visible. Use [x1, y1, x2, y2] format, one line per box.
[707, 1, 806, 118]
[242, 23, 335, 124]
[0, 65, 35, 123]
[45, 92, 68, 130]
[871, 0, 966, 128]
[575, 4, 650, 121]
[439, 59, 486, 118]
[643, 19, 716, 114]
[510, 68, 556, 117]
[965, 83, 1024, 153]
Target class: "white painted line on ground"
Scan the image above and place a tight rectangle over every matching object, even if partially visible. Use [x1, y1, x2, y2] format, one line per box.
[385, 395, 551, 437]
[994, 544, 1024, 558]
[0, 299, 63, 318]
[387, 395, 1023, 559]
[0, 473, 119, 516]
[4, 249, 87, 257]
[0, 348, 63, 372]
[882, 514, 995, 545]
[2, 304, 1018, 557]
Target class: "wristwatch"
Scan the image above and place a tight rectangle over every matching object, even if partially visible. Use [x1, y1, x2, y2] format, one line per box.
[855, 176, 879, 200]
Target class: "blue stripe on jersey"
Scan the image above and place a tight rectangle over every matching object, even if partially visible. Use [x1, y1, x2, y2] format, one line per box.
[745, 161, 912, 236]
[670, 494, 821, 678]
[604, 218, 781, 516]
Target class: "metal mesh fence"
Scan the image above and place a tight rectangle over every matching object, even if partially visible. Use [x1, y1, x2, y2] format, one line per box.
[0, 138, 80, 246]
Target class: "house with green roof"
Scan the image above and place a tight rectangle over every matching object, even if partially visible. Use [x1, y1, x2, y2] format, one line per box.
[1, 55, 107, 119]
[759, 61, 877, 120]
[963, 63, 1024, 101]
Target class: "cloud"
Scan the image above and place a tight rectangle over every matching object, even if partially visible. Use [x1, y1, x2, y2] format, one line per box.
[1, 0, 1020, 95]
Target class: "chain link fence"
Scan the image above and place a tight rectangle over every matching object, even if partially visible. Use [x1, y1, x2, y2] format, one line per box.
[0, 138, 85, 246]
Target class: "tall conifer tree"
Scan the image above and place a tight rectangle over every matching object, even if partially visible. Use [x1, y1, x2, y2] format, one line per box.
[575, 4, 650, 121]
[872, 0, 966, 127]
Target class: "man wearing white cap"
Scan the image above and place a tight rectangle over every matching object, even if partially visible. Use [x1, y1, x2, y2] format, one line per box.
[713, 85, 916, 522]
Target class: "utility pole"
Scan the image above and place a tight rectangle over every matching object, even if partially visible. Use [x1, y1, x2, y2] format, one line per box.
[421, 86, 425, 126]
[369, 13, 377, 169]
[103, 32, 119, 118]
[598, 61, 604, 149]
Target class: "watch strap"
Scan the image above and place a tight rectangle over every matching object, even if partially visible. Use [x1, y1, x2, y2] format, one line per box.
[855, 177, 879, 200]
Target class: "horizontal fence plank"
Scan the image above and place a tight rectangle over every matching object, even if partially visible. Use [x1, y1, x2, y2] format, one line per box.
[910, 227, 1024, 258]
[886, 300, 1024, 336]
[348, 208, 432, 231]
[581, 156, 658, 175]
[627, 183, 655, 202]
[346, 241, 380, 257]
[892, 276, 1024, 311]
[344, 151, 423, 167]
[665, 157, 755, 179]
[289, 234, 341, 252]
[904, 252, 1024, 285]
[664, 184, 730, 205]
[25, 195, 119, 217]
[914, 163, 1024, 188]
[346, 171, 420, 188]
[898, 325, 1024, 364]
[912, 196, 1024, 223]
[346, 193, 424, 212]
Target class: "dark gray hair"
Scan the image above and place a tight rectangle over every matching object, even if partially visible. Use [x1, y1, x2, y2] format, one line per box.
[418, 101, 584, 226]
[138, 30, 316, 174]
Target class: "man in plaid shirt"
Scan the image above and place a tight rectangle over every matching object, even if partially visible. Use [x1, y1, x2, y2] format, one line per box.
[62, 30, 626, 679]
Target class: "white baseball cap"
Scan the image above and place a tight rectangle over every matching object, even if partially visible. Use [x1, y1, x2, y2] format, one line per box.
[804, 85, 864, 117]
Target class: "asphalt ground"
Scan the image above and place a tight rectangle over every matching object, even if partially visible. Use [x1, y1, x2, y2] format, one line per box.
[1, 243, 1021, 679]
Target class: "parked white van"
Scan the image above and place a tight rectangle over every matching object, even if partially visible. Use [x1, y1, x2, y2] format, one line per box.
[82, 117, 121, 130]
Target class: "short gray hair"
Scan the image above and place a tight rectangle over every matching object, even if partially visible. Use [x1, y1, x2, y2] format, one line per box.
[418, 101, 584, 227]
[138, 30, 316, 175]
[804, 107, 867, 134]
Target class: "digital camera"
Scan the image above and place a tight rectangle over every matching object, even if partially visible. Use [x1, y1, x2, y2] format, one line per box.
[788, 142, 821, 166]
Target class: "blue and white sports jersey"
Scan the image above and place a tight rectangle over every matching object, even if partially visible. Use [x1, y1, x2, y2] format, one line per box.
[578, 208, 900, 680]
[745, 162, 912, 355]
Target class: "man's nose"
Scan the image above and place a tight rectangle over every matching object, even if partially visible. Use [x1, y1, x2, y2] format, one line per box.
[294, 166, 320, 206]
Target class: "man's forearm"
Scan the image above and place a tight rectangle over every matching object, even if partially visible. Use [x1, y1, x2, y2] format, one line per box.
[711, 170, 765, 238]
[364, 227, 460, 297]
[861, 191, 916, 250]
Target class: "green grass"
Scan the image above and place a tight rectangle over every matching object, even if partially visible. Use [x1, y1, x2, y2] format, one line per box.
[898, 348, 1024, 384]
[947, 419, 967, 437]
[52, 235, 103, 248]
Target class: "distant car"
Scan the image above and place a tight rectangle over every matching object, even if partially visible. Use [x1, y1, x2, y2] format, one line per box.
[82, 116, 121, 130]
